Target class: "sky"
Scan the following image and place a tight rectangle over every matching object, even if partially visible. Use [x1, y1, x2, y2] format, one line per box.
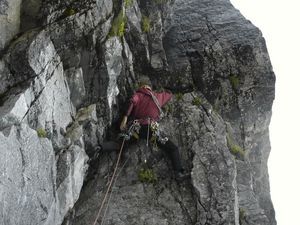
[230, 0, 300, 224]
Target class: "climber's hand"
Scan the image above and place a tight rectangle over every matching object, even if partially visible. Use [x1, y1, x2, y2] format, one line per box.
[120, 116, 128, 131]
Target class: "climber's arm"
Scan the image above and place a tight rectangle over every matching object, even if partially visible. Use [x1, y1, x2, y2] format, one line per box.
[120, 116, 128, 131]
[120, 94, 138, 131]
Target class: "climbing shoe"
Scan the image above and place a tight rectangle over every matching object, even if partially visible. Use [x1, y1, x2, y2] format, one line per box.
[95, 145, 102, 152]
[175, 171, 190, 182]
[87, 145, 102, 163]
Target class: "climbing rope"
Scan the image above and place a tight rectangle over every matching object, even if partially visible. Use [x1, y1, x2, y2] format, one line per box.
[92, 137, 126, 225]
[99, 157, 130, 225]
[146, 118, 150, 147]
[92, 121, 139, 225]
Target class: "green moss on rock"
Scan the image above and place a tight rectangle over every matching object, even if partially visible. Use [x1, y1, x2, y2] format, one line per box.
[239, 208, 246, 223]
[226, 135, 245, 157]
[138, 168, 157, 183]
[125, 0, 133, 8]
[192, 96, 202, 106]
[63, 8, 76, 17]
[229, 75, 240, 90]
[109, 10, 127, 37]
[141, 15, 151, 33]
[175, 93, 183, 101]
[37, 128, 47, 138]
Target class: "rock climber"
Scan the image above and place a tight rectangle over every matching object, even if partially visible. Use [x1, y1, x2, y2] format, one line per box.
[118, 75, 190, 181]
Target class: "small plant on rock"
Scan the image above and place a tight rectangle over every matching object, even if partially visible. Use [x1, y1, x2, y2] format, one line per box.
[226, 135, 245, 158]
[109, 10, 127, 37]
[133, 83, 140, 90]
[125, 0, 133, 8]
[138, 168, 158, 183]
[163, 103, 173, 114]
[37, 128, 47, 138]
[63, 8, 76, 17]
[141, 15, 151, 33]
[175, 93, 183, 101]
[239, 208, 246, 223]
[229, 75, 240, 90]
[192, 96, 202, 106]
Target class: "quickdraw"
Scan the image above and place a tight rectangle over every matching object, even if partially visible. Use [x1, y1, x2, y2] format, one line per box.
[119, 119, 168, 145]
[150, 121, 168, 145]
[119, 119, 168, 149]
[119, 120, 141, 140]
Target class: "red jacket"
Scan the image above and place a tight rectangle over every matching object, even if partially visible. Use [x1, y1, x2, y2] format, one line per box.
[126, 87, 172, 124]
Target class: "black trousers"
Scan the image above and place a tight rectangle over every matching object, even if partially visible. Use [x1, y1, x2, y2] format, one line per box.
[102, 125, 184, 172]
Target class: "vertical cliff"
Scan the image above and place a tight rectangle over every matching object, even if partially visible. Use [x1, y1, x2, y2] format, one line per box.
[0, 0, 276, 225]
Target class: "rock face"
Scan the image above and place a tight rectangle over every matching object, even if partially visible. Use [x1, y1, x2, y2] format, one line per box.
[0, 0, 22, 50]
[0, 0, 276, 225]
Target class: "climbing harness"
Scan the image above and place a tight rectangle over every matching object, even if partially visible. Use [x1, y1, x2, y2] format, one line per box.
[119, 120, 141, 141]
[150, 121, 168, 145]
[122, 119, 168, 147]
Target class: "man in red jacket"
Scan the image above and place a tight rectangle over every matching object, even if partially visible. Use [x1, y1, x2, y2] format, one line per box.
[119, 76, 189, 181]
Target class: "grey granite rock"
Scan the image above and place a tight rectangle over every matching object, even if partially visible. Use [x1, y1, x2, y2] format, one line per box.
[105, 37, 123, 120]
[65, 67, 86, 109]
[159, 0, 276, 224]
[0, 0, 276, 225]
[0, 0, 22, 50]
[0, 123, 56, 225]
[0, 28, 88, 225]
